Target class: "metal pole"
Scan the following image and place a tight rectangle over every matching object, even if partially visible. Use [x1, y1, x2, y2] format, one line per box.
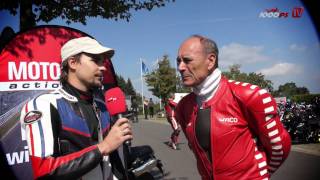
[140, 58, 145, 116]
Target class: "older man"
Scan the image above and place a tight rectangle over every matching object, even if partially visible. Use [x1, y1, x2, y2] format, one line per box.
[175, 35, 291, 180]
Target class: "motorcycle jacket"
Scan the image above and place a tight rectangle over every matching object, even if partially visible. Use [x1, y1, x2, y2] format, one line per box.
[20, 84, 124, 179]
[165, 99, 180, 130]
[164, 99, 177, 119]
[175, 76, 291, 180]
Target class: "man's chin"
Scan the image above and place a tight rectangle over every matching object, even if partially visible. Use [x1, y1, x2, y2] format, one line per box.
[182, 81, 194, 87]
[91, 81, 103, 88]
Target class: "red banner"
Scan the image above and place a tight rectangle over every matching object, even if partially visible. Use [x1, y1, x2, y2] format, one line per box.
[0, 26, 88, 91]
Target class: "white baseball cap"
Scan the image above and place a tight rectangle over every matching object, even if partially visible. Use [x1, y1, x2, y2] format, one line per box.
[61, 36, 114, 61]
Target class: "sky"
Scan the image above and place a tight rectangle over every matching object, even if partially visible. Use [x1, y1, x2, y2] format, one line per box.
[1, 0, 319, 101]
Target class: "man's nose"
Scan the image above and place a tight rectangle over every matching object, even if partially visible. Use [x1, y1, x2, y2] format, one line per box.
[99, 65, 107, 72]
[178, 61, 186, 72]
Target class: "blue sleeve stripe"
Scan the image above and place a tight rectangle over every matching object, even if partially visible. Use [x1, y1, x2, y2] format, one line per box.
[33, 96, 46, 157]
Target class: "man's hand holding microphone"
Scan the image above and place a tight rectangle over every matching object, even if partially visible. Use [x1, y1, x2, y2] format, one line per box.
[97, 87, 133, 155]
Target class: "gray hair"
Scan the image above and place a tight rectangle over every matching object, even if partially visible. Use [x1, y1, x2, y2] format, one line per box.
[190, 34, 219, 68]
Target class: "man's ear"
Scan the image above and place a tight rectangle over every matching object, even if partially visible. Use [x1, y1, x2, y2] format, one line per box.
[207, 53, 216, 71]
[67, 57, 78, 71]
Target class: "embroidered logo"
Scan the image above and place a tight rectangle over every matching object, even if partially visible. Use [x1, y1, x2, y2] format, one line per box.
[24, 110, 42, 124]
[218, 117, 238, 123]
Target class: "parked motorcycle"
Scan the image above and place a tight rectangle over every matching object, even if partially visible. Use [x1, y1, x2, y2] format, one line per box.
[127, 145, 164, 179]
[121, 114, 164, 179]
[125, 109, 139, 123]
[281, 105, 320, 144]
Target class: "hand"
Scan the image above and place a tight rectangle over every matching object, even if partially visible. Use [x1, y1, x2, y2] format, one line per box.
[97, 118, 133, 155]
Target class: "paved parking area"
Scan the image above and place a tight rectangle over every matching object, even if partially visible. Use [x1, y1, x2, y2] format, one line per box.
[291, 143, 320, 156]
[138, 116, 320, 156]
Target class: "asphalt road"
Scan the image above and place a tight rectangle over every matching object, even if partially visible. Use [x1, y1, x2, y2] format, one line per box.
[131, 118, 320, 180]
[131, 118, 201, 180]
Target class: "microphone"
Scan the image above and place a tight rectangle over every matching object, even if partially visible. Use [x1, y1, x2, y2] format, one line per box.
[104, 87, 131, 177]
[105, 87, 131, 145]
[104, 87, 127, 119]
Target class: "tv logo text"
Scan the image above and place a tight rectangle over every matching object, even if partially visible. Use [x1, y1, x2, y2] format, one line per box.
[259, 7, 303, 18]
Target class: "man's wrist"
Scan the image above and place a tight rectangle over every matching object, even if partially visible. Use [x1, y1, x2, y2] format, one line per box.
[97, 142, 110, 156]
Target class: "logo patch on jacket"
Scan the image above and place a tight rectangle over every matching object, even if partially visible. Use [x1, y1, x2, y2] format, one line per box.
[24, 110, 42, 124]
[218, 117, 238, 123]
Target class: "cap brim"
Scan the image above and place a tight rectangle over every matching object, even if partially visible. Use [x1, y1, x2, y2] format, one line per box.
[83, 46, 115, 58]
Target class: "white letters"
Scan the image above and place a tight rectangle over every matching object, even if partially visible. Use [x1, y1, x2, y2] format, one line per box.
[219, 117, 238, 123]
[28, 62, 40, 79]
[8, 61, 60, 80]
[8, 62, 27, 80]
[259, 10, 288, 19]
[6, 151, 24, 165]
[39, 62, 50, 79]
[50, 62, 60, 80]
[5, 146, 29, 165]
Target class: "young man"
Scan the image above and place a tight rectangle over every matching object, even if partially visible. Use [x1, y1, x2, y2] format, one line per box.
[20, 37, 132, 179]
[175, 35, 291, 180]
[164, 93, 180, 150]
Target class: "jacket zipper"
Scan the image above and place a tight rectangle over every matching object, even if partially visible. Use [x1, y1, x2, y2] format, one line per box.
[192, 106, 213, 180]
[92, 101, 103, 142]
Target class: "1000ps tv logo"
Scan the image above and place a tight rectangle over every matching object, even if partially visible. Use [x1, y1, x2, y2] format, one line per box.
[259, 7, 304, 18]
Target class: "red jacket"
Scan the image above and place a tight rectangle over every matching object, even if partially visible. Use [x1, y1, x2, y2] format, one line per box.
[175, 77, 291, 180]
[165, 99, 177, 118]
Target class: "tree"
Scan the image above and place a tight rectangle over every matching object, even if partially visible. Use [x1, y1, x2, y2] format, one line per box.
[246, 72, 273, 92]
[116, 74, 127, 93]
[222, 64, 274, 92]
[126, 78, 136, 96]
[176, 80, 192, 93]
[273, 82, 309, 97]
[115, 75, 137, 97]
[0, 0, 175, 31]
[0, 26, 15, 51]
[145, 55, 179, 100]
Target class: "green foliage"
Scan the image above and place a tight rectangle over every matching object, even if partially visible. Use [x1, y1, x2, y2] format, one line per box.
[222, 64, 311, 98]
[116, 74, 127, 93]
[133, 93, 144, 114]
[0, 0, 175, 31]
[222, 64, 273, 91]
[126, 78, 136, 96]
[116, 74, 142, 112]
[145, 55, 179, 100]
[273, 82, 309, 98]
[116, 75, 137, 96]
[176, 81, 192, 93]
[291, 94, 320, 104]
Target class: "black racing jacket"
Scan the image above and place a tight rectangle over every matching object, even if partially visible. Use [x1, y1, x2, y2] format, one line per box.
[20, 83, 125, 179]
